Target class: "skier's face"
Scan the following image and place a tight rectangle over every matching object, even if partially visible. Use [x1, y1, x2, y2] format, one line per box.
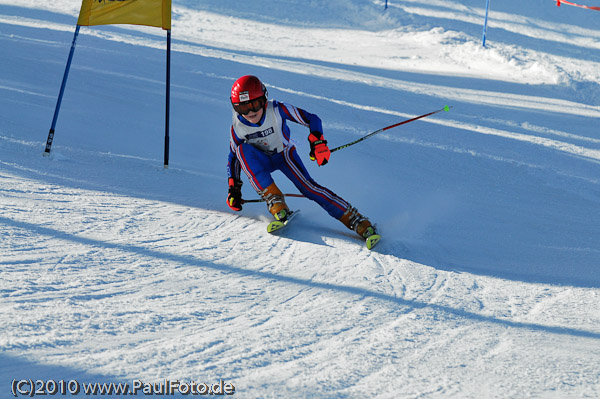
[242, 106, 263, 124]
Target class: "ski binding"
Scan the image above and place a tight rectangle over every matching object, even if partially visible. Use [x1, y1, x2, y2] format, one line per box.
[365, 233, 381, 250]
[267, 210, 299, 233]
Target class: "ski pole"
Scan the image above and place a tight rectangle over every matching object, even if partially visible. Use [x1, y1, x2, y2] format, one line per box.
[330, 105, 452, 153]
[242, 193, 306, 204]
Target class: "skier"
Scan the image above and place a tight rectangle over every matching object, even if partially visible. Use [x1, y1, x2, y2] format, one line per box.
[225, 75, 379, 246]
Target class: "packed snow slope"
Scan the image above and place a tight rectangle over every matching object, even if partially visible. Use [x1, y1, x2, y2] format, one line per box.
[1, 0, 599, 398]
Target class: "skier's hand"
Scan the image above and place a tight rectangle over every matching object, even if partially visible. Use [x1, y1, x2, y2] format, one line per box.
[227, 178, 243, 211]
[308, 131, 330, 166]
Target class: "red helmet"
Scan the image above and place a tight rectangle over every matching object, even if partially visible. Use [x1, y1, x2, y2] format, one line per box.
[230, 75, 268, 115]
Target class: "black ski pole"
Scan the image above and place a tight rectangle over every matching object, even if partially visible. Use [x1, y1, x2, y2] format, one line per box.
[330, 105, 451, 153]
[242, 193, 306, 204]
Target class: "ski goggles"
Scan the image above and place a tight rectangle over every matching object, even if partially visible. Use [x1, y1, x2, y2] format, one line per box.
[232, 95, 266, 115]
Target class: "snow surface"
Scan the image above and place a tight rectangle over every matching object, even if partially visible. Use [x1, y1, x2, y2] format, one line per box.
[1, 0, 599, 397]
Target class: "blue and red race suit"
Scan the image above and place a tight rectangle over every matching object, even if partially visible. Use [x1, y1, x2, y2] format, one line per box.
[227, 99, 349, 219]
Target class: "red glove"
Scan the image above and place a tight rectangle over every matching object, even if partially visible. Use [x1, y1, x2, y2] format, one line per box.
[308, 131, 330, 166]
[227, 178, 243, 211]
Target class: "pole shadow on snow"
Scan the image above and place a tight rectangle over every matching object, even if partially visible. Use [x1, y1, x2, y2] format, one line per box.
[2, 216, 599, 341]
[2, 13, 599, 290]
[2, 150, 599, 290]
[3, 115, 600, 290]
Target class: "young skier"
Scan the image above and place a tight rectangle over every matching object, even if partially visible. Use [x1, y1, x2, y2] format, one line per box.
[225, 75, 379, 247]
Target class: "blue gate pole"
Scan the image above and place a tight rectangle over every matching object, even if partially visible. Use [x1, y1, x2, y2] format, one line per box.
[482, 0, 491, 47]
[164, 29, 171, 168]
[44, 25, 81, 156]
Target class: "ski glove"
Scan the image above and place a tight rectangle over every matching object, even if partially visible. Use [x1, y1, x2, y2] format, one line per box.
[308, 131, 330, 166]
[227, 178, 243, 211]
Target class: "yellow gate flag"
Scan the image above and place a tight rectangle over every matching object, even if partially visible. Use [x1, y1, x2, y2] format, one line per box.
[78, 0, 171, 30]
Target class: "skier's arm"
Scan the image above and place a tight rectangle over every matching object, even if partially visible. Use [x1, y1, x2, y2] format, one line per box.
[227, 146, 242, 182]
[227, 126, 243, 181]
[277, 101, 323, 134]
[227, 127, 243, 211]
[277, 101, 330, 165]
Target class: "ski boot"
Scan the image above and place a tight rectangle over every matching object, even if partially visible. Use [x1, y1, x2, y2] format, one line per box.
[340, 206, 381, 250]
[260, 183, 295, 233]
[260, 182, 290, 218]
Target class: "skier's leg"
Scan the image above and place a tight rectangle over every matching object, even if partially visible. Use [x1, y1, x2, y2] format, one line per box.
[236, 143, 289, 219]
[235, 143, 273, 192]
[279, 146, 348, 218]
[279, 146, 376, 238]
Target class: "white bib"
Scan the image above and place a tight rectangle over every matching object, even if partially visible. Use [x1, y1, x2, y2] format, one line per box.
[231, 101, 287, 154]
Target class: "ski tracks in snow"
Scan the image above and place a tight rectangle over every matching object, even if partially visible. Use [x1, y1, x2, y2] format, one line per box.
[2, 138, 600, 397]
[2, 1, 600, 395]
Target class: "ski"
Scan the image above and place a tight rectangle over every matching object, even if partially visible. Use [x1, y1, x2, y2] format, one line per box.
[267, 210, 299, 233]
[365, 233, 381, 250]
[266, 210, 380, 249]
